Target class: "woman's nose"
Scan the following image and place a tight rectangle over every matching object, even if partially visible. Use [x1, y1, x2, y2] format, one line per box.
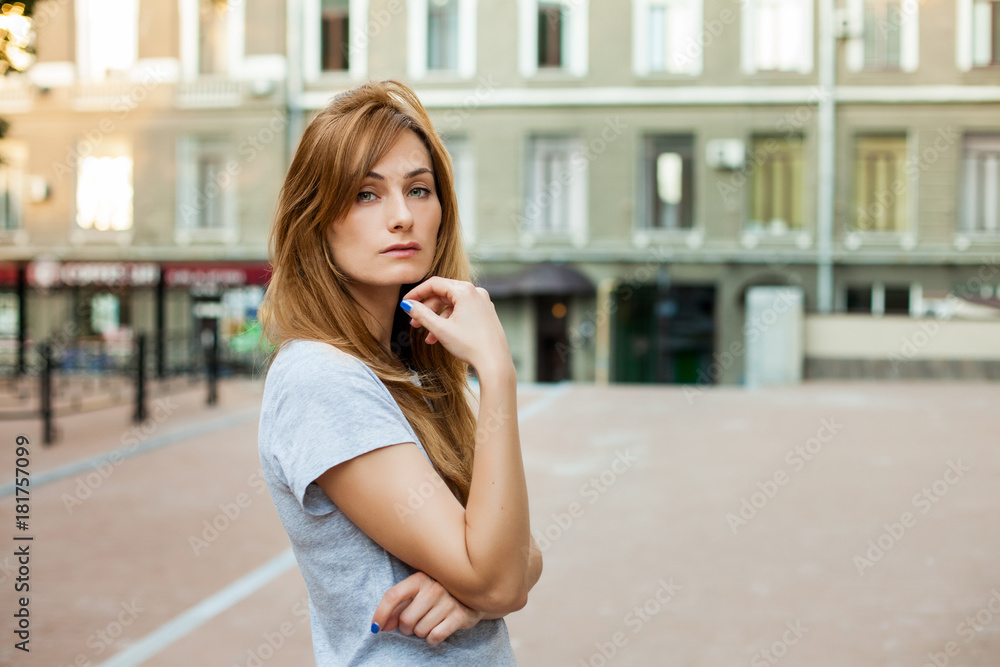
[386, 192, 414, 229]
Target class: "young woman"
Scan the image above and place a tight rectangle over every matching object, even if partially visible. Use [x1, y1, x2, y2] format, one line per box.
[256, 79, 542, 665]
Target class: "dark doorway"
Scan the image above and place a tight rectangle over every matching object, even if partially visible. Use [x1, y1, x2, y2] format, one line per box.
[613, 283, 716, 383]
[535, 295, 571, 382]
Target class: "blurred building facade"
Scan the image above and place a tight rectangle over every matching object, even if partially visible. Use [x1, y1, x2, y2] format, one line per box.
[0, 0, 998, 383]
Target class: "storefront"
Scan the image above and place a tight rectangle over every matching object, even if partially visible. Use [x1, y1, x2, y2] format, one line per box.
[8, 258, 271, 376]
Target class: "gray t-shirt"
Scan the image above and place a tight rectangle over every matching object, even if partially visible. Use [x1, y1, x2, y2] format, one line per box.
[258, 339, 518, 666]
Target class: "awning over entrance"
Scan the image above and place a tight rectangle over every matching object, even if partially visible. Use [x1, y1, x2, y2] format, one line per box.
[476, 262, 596, 298]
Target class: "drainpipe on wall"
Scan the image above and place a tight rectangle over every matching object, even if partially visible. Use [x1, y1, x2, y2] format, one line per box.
[816, 0, 837, 314]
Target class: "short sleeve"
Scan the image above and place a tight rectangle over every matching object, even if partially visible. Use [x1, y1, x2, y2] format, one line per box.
[263, 342, 420, 516]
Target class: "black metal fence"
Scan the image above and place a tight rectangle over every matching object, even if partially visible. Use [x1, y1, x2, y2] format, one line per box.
[0, 327, 269, 445]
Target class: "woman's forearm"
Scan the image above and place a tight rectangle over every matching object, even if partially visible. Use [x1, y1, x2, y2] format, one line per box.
[463, 361, 532, 609]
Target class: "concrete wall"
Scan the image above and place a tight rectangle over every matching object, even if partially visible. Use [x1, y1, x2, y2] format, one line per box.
[805, 315, 1000, 361]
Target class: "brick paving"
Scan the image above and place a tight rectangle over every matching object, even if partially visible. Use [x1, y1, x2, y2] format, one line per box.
[1, 379, 998, 666]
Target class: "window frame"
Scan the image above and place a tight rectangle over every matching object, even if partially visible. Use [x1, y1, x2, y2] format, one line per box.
[960, 134, 1000, 235]
[75, 0, 140, 82]
[740, 0, 814, 74]
[442, 136, 476, 245]
[518, 0, 589, 78]
[175, 136, 239, 245]
[958, 0, 1000, 70]
[632, 0, 703, 76]
[851, 133, 911, 234]
[407, 0, 477, 80]
[845, 0, 919, 72]
[179, 0, 247, 81]
[522, 135, 588, 246]
[73, 138, 134, 240]
[304, 0, 369, 82]
[747, 134, 805, 234]
[642, 134, 696, 232]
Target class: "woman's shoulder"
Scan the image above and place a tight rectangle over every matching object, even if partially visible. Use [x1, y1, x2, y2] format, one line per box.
[265, 339, 378, 391]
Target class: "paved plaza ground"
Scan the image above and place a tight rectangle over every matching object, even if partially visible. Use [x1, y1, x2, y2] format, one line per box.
[1, 377, 998, 666]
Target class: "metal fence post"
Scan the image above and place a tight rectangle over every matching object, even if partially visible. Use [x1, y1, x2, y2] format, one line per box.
[40, 341, 54, 445]
[207, 325, 218, 406]
[134, 333, 147, 423]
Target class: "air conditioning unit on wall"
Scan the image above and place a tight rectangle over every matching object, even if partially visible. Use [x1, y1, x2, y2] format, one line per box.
[705, 139, 746, 171]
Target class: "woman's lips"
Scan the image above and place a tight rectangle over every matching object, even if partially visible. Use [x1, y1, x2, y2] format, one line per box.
[381, 248, 418, 258]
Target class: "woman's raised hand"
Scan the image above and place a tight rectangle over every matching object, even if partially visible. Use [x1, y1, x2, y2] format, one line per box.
[371, 571, 485, 647]
[401, 277, 513, 377]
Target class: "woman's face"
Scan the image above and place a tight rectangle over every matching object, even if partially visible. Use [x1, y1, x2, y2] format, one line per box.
[327, 129, 441, 294]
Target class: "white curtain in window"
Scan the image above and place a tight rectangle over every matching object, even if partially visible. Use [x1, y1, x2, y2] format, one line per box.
[79, 0, 138, 80]
[634, 0, 701, 76]
[76, 156, 133, 231]
[741, 0, 812, 73]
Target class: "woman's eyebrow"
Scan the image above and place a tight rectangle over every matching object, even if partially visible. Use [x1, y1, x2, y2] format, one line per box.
[364, 167, 434, 181]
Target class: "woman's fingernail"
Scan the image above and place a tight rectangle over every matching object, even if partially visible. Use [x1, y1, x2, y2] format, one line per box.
[371, 621, 380, 634]
[400, 300, 413, 313]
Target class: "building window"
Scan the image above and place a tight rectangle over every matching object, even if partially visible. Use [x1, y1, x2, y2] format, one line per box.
[0, 164, 22, 232]
[634, 0, 701, 75]
[853, 135, 907, 232]
[644, 135, 694, 230]
[524, 136, 587, 241]
[962, 135, 1000, 233]
[444, 136, 475, 243]
[749, 135, 804, 232]
[845, 284, 911, 314]
[198, 0, 229, 75]
[306, 0, 367, 80]
[845, 285, 873, 313]
[77, 0, 139, 80]
[538, 2, 564, 68]
[519, 0, 588, 77]
[846, 0, 917, 71]
[973, 0, 1000, 66]
[76, 155, 133, 231]
[321, 0, 351, 72]
[0, 293, 17, 338]
[741, 0, 813, 73]
[409, 0, 475, 78]
[177, 138, 236, 236]
[428, 0, 459, 71]
[863, 0, 902, 68]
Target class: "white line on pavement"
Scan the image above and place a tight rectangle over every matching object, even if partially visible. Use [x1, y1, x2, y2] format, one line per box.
[97, 549, 296, 667]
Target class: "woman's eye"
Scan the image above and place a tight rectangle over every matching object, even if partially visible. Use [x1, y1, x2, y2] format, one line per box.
[409, 187, 431, 197]
[357, 191, 376, 202]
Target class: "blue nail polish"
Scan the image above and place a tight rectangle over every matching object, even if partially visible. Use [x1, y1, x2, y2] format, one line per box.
[400, 300, 413, 313]
[371, 622, 380, 634]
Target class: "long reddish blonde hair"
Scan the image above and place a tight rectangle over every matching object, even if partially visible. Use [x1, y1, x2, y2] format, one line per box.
[259, 79, 477, 506]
